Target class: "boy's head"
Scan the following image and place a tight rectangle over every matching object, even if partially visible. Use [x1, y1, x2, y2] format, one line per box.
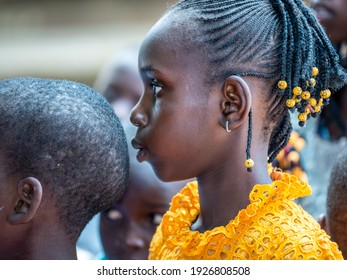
[319, 149, 347, 258]
[0, 78, 129, 259]
[99, 123, 184, 259]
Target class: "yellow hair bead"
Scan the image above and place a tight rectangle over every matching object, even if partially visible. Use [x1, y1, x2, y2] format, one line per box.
[320, 89, 331, 99]
[304, 107, 311, 115]
[314, 106, 321, 113]
[318, 98, 324, 107]
[278, 80, 288, 90]
[306, 78, 316, 87]
[294, 97, 302, 103]
[302, 91, 311, 100]
[286, 99, 296, 108]
[312, 67, 319, 76]
[327, 89, 331, 98]
[298, 113, 308, 122]
[308, 98, 317, 107]
[292, 86, 302, 96]
[245, 159, 254, 169]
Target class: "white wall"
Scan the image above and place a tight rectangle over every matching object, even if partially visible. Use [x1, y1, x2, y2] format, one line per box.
[0, 0, 177, 85]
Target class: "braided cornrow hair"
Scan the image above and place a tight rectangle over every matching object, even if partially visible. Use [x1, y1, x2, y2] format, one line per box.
[169, 0, 347, 165]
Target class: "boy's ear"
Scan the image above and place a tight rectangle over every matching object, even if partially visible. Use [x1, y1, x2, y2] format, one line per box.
[221, 75, 252, 130]
[8, 177, 43, 225]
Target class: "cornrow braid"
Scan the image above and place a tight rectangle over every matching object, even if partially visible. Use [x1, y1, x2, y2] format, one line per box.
[246, 109, 253, 172]
[170, 0, 347, 166]
[268, 112, 292, 163]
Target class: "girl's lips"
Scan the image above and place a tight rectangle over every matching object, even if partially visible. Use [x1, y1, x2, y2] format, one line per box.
[136, 148, 148, 162]
[131, 138, 148, 162]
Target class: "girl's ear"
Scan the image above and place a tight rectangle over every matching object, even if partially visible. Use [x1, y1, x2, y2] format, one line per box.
[221, 75, 252, 131]
[8, 177, 43, 225]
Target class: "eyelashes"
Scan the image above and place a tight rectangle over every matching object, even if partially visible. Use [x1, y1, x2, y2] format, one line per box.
[150, 79, 163, 96]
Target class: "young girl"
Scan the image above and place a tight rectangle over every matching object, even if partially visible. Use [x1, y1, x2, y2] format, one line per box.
[130, 0, 346, 260]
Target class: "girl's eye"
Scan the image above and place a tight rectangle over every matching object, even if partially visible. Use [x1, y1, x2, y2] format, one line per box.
[150, 213, 164, 226]
[105, 209, 123, 221]
[151, 82, 162, 96]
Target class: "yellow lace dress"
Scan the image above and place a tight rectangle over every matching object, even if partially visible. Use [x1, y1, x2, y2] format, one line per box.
[149, 173, 342, 260]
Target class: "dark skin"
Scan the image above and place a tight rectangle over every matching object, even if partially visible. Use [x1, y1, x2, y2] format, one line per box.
[99, 161, 183, 260]
[130, 14, 272, 233]
[0, 164, 77, 259]
[318, 213, 347, 258]
[314, 0, 347, 44]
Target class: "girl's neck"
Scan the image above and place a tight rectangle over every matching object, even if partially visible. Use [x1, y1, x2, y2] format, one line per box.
[194, 152, 271, 233]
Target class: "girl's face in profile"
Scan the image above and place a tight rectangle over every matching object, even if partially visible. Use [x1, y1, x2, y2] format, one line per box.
[130, 14, 226, 182]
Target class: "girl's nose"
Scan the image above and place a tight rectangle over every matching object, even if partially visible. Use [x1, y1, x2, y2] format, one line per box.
[129, 98, 148, 128]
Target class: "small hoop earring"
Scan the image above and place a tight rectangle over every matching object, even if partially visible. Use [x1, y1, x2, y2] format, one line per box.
[225, 120, 231, 133]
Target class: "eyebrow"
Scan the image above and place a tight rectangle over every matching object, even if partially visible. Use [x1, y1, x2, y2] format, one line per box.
[140, 65, 159, 74]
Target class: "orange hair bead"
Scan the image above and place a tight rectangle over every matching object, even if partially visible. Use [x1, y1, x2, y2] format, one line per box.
[270, 167, 284, 181]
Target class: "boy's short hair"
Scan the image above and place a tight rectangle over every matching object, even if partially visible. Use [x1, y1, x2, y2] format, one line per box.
[0, 77, 129, 241]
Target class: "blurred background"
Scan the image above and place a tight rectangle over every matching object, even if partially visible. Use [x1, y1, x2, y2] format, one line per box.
[0, 0, 177, 86]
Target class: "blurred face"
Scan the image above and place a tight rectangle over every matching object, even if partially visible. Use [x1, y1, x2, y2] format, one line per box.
[103, 68, 143, 122]
[99, 165, 183, 260]
[130, 15, 225, 182]
[314, 0, 347, 43]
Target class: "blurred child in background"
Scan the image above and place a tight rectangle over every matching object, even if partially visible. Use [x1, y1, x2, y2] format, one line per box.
[94, 47, 143, 122]
[318, 149, 347, 259]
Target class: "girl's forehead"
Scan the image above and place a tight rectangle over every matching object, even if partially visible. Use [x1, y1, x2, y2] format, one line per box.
[139, 17, 205, 72]
[140, 12, 200, 56]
